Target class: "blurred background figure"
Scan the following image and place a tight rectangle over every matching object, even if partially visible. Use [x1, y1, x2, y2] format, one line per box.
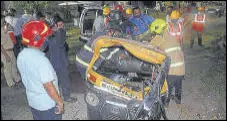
[1, 15, 21, 87]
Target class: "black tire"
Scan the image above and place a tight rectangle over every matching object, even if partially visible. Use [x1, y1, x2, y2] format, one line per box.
[149, 102, 162, 120]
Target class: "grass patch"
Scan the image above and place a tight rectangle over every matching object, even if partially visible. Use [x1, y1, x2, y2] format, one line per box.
[66, 27, 84, 64]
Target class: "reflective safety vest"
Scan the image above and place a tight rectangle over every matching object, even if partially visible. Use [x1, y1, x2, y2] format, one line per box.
[168, 21, 183, 45]
[192, 13, 206, 32]
[194, 13, 206, 23]
[150, 32, 185, 76]
[164, 46, 184, 68]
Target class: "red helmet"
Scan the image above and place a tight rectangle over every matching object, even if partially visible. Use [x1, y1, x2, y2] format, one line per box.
[114, 4, 124, 13]
[22, 20, 52, 48]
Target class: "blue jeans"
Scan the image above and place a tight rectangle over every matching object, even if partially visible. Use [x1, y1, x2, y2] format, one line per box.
[30, 106, 62, 120]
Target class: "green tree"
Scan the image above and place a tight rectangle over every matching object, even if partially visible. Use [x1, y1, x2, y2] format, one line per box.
[11, 1, 53, 13]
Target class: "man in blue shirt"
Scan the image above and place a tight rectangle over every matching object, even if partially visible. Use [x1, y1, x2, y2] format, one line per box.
[17, 20, 63, 120]
[42, 14, 76, 103]
[129, 7, 155, 41]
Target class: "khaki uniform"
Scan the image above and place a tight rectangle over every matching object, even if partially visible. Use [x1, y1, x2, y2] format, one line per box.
[150, 30, 185, 76]
[1, 27, 21, 87]
[150, 30, 185, 105]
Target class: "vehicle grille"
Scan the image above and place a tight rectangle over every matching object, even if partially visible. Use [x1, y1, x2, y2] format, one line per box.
[100, 96, 128, 120]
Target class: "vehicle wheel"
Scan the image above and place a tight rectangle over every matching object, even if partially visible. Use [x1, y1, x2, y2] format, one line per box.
[149, 102, 162, 120]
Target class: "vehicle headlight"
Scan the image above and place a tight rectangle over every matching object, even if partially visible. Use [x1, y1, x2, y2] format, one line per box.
[85, 92, 99, 106]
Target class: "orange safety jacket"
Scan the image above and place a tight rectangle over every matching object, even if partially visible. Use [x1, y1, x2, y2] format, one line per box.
[192, 13, 206, 32]
[168, 21, 183, 45]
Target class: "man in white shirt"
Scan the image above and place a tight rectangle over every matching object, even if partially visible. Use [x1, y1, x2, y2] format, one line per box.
[17, 20, 63, 120]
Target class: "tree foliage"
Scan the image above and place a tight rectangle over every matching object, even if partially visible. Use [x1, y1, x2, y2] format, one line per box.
[11, 1, 53, 12]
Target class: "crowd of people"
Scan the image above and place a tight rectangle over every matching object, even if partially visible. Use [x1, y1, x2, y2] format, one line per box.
[1, 1, 208, 120]
[1, 8, 74, 120]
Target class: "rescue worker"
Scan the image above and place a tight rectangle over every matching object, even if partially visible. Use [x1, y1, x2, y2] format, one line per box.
[129, 6, 155, 41]
[1, 17, 21, 87]
[17, 20, 63, 120]
[4, 8, 25, 58]
[190, 6, 207, 48]
[167, 10, 184, 48]
[92, 10, 105, 35]
[114, 3, 124, 14]
[103, 5, 111, 30]
[125, 8, 133, 19]
[149, 19, 185, 108]
[122, 7, 135, 37]
[42, 15, 76, 103]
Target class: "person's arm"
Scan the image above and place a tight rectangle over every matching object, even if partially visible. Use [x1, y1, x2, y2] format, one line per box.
[145, 14, 155, 25]
[43, 81, 63, 114]
[39, 58, 64, 114]
[1, 45, 11, 62]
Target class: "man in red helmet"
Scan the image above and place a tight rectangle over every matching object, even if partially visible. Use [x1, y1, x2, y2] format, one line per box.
[17, 20, 63, 120]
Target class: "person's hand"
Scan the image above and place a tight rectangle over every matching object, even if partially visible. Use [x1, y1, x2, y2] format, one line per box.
[134, 26, 138, 32]
[4, 25, 8, 33]
[55, 102, 64, 114]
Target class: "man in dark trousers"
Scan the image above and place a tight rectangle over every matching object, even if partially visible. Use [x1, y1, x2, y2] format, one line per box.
[42, 14, 76, 103]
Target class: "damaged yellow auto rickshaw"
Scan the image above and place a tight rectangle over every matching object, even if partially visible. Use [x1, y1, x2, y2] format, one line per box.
[75, 14, 170, 120]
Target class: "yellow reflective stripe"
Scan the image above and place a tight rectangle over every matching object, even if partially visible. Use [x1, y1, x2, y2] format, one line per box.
[84, 44, 92, 52]
[41, 24, 48, 35]
[194, 14, 206, 23]
[169, 32, 181, 36]
[100, 48, 108, 53]
[165, 46, 181, 53]
[22, 37, 30, 43]
[83, 45, 106, 62]
[76, 55, 97, 70]
[84, 44, 108, 53]
[106, 48, 119, 60]
[170, 61, 184, 68]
